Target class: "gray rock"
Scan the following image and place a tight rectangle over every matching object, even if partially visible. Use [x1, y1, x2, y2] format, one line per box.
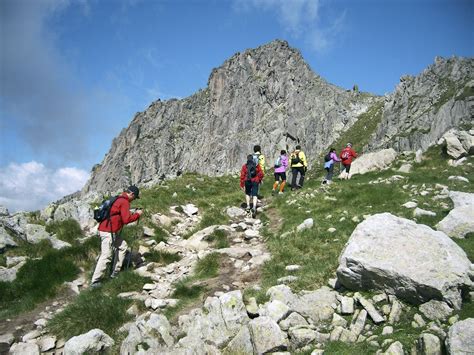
[445, 318, 474, 354]
[52, 199, 95, 231]
[224, 325, 253, 354]
[388, 299, 403, 324]
[9, 342, 40, 355]
[279, 312, 308, 331]
[382, 326, 394, 335]
[436, 191, 474, 239]
[295, 287, 338, 324]
[340, 296, 355, 314]
[449, 191, 474, 209]
[332, 313, 348, 328]
[246, 297, 259, 317]
[145, 313, 174, 347]
[413, 314, 426, 328]
[383, 340, 404, 355]
[249, 316, 288, 353]
[398, 163, 413, 173]
[226, 206, 246, 218]
[181, 204, 198, 217]
[419, 300, 453, 321]
[349, 149, 398, 176]
[259, 300, 291, 323]
[418, 333, 442, 355]
[355, 293, 385, 324]
[448, 175, 469, 183]
[63, 329, 114, 355]
[0, 226, 17, 250]
[337, 213, 472, 308]
[402, 201, 418, 209]
[349, 309, 367, 338]
[296, 218, 314, 232]
[414, 207, 436, 217]
[277, 275, 299, 284]
[444, 130, 467, 159]
[38, 336, 56, 352]
[288, 327, 318, 349]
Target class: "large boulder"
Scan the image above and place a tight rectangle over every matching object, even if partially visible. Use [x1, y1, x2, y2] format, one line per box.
[53, 199, 95, 232]
[445, 318, 474, 354]
[63, 329, 114, 355]
[347, 149, 397, 176]
[337, 213, 472, 309]
[436, 191, 474, 239]
[443, 130, 467, 159]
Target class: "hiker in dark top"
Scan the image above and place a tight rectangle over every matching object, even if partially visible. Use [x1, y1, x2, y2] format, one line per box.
[322, 148, 341, 185]
[240, 154, 264, 218]
[91, 185, 142, 288]
[290, 145, 308, 190]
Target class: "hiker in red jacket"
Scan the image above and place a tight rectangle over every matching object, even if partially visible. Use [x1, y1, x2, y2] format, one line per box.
[240, 154, 264, 218]
[91, 185, 142, 287]
[340, 143, 358, 180]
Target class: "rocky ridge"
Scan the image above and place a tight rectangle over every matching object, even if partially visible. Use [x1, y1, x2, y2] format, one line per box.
[81, 40, 473, 195]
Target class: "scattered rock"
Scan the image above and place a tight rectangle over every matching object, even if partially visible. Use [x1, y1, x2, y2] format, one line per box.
[445, 318, 474, 354]
[249, 316, 288, 353]
[419, 300, 453, 321]
[64, 329, 114, 355]
[417, 333, 442, 355]
[296, 218, 314, 232]
[227, 206, 246, 218]
[402, 201, 417, 209]
[448, 176, 469, 183]
[9, 342, 40, 355]
[413, 207, 436, 217]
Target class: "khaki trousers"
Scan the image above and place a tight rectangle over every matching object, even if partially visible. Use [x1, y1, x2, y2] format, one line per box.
[91, 231, 128, 284]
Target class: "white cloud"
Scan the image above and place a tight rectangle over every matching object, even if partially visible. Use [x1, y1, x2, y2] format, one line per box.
[0, 161, 89, 213]
[234, 0, 344, 54]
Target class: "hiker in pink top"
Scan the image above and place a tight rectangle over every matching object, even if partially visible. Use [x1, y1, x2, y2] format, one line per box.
[272, 150, 289, 195]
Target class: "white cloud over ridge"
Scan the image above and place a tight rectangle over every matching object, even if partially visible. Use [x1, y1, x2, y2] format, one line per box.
[0, 161, 89, 213]
[234, 0, 344, 53]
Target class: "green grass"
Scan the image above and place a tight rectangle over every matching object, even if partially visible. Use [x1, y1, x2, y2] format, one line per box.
[145, 250, 182, 264]
[329, 100, 384, 155]
[0, 222, 100, 319]
[48, 271, 151, 339]
[164, 253, 222, 320]
[45, 219, 84, 244]
[207, 229, 230, 249]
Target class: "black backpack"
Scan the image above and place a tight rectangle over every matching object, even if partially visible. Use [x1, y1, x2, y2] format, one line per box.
[324, 153, 332, 162]
[291, 152, 301, 165]
[246, 160, 257, 181]
[93, 196, 123, 223]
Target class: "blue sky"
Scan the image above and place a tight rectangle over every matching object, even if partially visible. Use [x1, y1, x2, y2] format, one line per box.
[0, 0, 472, 212]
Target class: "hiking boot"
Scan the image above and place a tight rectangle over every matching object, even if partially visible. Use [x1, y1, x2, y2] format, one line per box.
[278, 191, 284, 195]
[90, 282, 102, 289]
[110, 272, 119, 279]
[252, 209, 257, 218]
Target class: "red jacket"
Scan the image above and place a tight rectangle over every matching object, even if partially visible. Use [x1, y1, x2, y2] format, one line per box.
[98, 192, 140, 233]
[240, 163, 264, 188]
[340, 147, 358, 165]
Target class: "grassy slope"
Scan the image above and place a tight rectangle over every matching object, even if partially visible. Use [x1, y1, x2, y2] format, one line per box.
[3, 145, 473, 352]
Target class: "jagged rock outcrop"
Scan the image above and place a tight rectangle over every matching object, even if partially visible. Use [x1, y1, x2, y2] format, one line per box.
[367, 58, 473, 153]
[81, 40, 376, 194]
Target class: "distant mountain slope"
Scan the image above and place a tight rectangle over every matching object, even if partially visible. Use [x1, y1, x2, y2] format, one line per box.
[82, 40, 473, 195]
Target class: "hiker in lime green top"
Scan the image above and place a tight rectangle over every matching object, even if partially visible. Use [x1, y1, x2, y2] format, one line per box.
[253, 145, 265, 174]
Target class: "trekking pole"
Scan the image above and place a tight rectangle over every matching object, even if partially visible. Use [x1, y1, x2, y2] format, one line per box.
[127, 215, 140, 269]
[109, 233, 117, 277]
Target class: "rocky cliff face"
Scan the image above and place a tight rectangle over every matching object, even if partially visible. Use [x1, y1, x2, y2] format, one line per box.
[82, 40, 473, 195]
[367, 56, 473, 152]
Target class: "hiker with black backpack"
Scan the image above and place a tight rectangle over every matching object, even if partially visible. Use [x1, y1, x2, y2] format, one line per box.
[272, 150, 288, 195]
[290, 145, 308, 190]
[322, 148, 341, 185]
[90, 185, 142, 288]
[240, 154, 264, 218]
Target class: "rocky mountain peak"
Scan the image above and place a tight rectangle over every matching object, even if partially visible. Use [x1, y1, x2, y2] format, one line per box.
[81, 41, 472, 196]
